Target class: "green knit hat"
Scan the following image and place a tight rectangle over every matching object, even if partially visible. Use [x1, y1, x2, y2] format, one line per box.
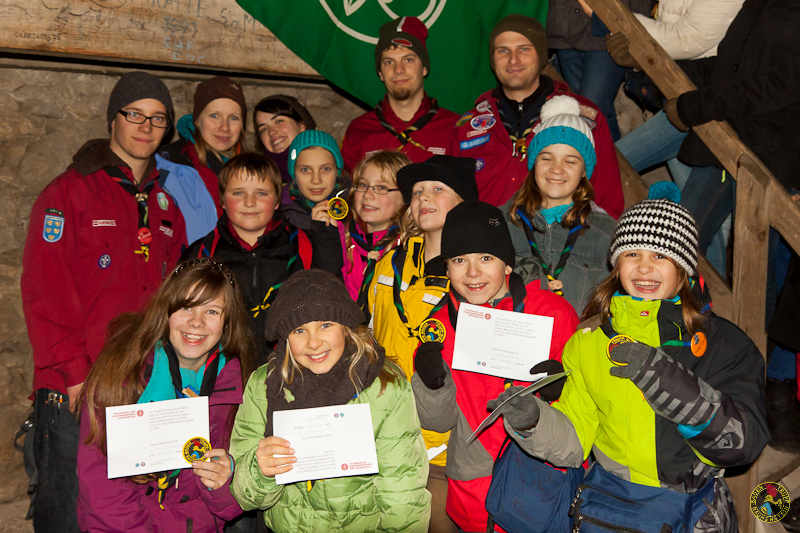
[288, 130, 344, 178]
[527, 95, 596, 179]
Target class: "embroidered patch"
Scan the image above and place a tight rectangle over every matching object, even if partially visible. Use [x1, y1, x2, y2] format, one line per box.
[475, 158, 485, 172]
[98, 254, 111, 269]
[183, 437, 212, 463]
[419, 318, 446, 343]
[157, 192, 169, 211]
[606, 334, 635, 366]
[327, 196, 349, 220]
[459, 134, 490, 151]
[470, 113, 496, 131]
[456, 112, 474, 128]
[92, 220, 116, 227]
[466, 129, 487, 138]
[159, 225, 174, 238]
[43, 208, 64, 243]
[476, 100, 491, 113]
[751, 482, 790, 523]
[427, 146, 446, 155]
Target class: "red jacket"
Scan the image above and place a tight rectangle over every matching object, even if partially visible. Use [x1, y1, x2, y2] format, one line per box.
[418, 280, 578, 532]
[449, 82, 624, 218]
[21, 140, 187, 394]
[341, 94, 459, 174]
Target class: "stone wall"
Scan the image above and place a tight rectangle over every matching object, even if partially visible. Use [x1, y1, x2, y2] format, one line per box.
[0, 64, 366, 503]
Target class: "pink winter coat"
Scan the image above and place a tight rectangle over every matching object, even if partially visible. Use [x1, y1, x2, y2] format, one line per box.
[76, 358, 244, 533]
[338, 221, 397, 301]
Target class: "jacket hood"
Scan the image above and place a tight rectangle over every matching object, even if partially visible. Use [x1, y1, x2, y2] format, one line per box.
[69, 139, 157, 179]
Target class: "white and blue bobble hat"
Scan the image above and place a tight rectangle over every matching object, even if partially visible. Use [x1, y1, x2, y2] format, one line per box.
[527, 95, 597, 179]
[609, 182, 699, 276]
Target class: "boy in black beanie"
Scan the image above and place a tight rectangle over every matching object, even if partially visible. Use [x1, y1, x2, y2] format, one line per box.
[411, 201, 579, 532]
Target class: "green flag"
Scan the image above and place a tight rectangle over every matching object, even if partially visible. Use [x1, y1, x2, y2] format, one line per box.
[235, 0, 548, 114]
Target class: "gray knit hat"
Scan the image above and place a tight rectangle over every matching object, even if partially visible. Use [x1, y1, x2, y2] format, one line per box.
[265, 269, 365, 355]
[609, 183, 699, 276]
[106, 72, 174, 133]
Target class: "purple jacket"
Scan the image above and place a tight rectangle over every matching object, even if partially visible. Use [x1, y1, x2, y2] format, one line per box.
[77, 358, 244, 533]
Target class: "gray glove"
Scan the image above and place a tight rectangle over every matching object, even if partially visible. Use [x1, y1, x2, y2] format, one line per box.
[487, 386, 540, 431]
[608, 341, 657, 380]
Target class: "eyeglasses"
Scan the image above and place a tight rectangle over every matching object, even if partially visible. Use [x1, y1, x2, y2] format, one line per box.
[354, 182, 400, 196]
[118, 110, 172, 129]
[173, 258, 235, 286]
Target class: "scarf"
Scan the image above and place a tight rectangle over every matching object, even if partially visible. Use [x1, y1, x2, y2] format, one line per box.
[137, 341, 226, 404]
[540, 203, 573, 225]
[263, 342, 386, 438]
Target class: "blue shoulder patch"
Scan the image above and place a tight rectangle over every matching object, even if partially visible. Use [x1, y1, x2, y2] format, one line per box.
[459, 134, 490, 151]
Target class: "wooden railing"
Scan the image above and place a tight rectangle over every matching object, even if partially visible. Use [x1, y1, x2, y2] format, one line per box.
[583, 0, 800, 530]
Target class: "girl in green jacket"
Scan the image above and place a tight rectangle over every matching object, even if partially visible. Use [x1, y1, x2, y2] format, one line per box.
[229, 269, 431, 532]
[491, 184, 769, 532]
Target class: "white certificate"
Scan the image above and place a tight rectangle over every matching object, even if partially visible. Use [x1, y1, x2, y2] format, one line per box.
[105, 396, 210, 479]
[273, 403, 379, 485]
[451, 302, 554, 381]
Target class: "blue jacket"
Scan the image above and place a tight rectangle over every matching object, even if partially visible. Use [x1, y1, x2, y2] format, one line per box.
[157, 154, 218, 246]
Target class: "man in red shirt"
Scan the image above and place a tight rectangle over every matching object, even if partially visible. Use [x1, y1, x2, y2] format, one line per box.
[450, 14, 624, 217]
[21, 71, 187, 533]
[341, 17, 459, 174]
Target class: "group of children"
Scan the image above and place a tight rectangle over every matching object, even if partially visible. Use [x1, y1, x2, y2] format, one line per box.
[75, 92, 768, 533]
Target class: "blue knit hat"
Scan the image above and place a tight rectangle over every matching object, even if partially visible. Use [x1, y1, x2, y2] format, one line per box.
[527, 95, 596, 179]
[288, 130, 344, 178]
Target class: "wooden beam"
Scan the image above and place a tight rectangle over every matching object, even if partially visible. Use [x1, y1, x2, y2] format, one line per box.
[0, 0, 318, 77]
[585, 0, 800, 257]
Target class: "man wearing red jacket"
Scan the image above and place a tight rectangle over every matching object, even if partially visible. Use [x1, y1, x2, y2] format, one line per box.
[21, 71, 187, 533]
[450, 14, 624, 218]
[341, 16, 459, 174]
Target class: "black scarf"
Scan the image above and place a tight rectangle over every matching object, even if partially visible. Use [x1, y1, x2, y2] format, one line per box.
[264, 343, 387, 438]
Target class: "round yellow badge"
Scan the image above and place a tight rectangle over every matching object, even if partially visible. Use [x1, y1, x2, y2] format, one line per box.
[327, 197, 349, 221]
[606, 334, 635, 366]
[418, 318, 446, 343]
[691, 332, 707, 357]
[183, 437, 212, 463]
[750, 482, 790, 522]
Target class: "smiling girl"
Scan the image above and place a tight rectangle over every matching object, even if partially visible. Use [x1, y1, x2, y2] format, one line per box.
[505, 95, 614, 315]
[253, 95, 317, 204]
[76, 259, 254, 533]
[490, 185, 769, 533]
[340, 151, 409, 312]
[157, 76, 247, 244]
[367, 155, 478, 533]
[281, 130, 346, 232]
[229, 269, 430, 532]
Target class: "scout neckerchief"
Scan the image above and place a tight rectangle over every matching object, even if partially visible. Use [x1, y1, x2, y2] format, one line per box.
[106, 166, 156, 261]
[139, 341, 224, 509]
[390, 242, 448, 340]
[374, 97, 440, 151]
[447, 273, 528, 391]
[196, 222, 303, 318]
[516, 207, 583, 296]
[351, 220, 400, 322]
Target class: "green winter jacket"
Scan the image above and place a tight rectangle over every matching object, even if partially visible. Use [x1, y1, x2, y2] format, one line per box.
[229, 363, 431, 533]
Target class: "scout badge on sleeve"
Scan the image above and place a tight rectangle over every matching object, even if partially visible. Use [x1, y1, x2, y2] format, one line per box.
[43, 208, 64, 243]
[328, 190, 349, 221]
[419, 318, 446, 343]
[607, 335, 635, 366]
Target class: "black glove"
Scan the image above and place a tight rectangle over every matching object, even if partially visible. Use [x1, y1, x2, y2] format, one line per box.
[608, 342, 657, 380]
[415, 341, 446, 390]
[530, 360, 566, 402]
[487, 386, 540, 431]
[663, 98, 690, 132]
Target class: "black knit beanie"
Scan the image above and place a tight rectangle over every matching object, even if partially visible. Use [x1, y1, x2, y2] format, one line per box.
[264, 269, 365, 354]
[397, 155, 479, 204]
[427, 201, 516, 276]
[375, 16, 430, 75]
[489, 14, 548, 73]
[107, 72, 174, 133]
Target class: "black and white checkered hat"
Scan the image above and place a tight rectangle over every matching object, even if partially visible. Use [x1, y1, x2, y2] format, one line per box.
[609, 183, 698, 276]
